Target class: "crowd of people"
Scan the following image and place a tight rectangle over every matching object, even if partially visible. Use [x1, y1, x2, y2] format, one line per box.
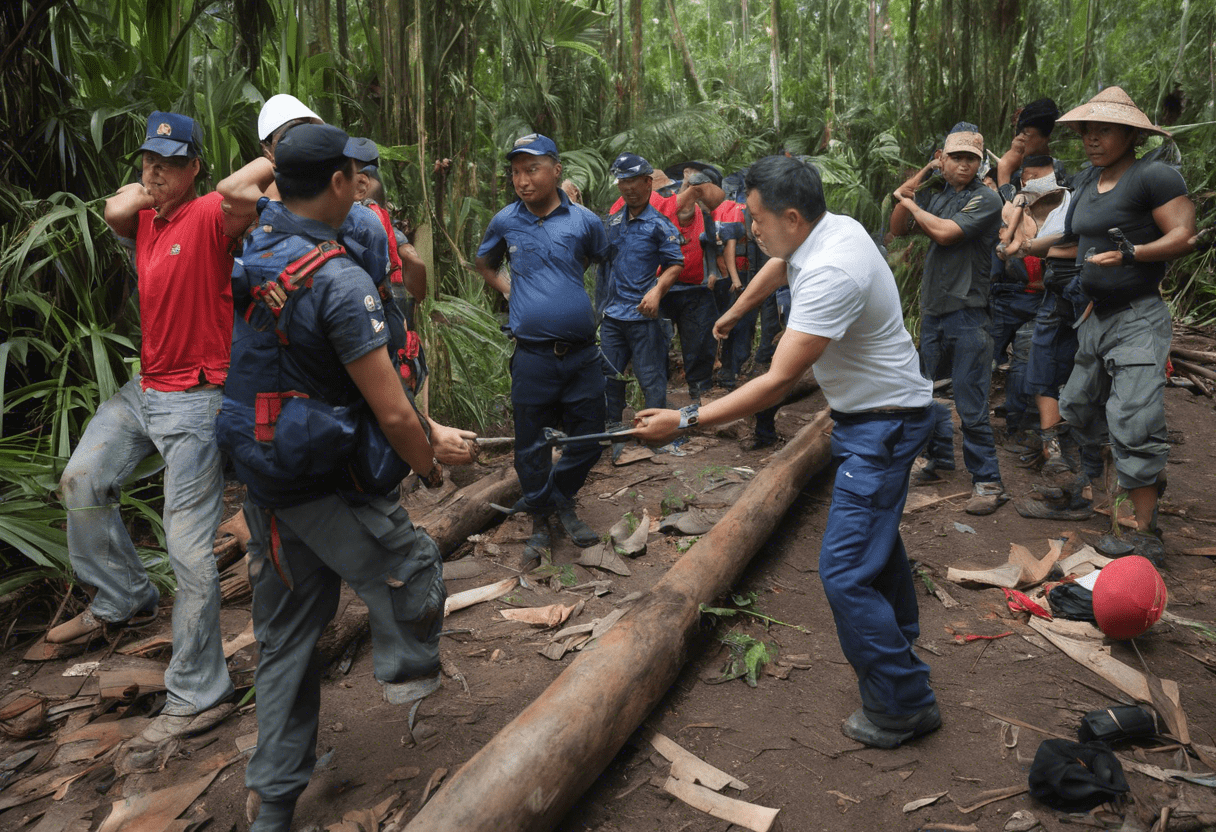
[33, 83, 1201, 830]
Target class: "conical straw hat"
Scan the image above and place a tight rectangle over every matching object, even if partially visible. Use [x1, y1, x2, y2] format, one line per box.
[1057, 86, 1171, 138]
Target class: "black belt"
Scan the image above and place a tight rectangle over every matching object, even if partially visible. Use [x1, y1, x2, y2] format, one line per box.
[831, 406, 931, 424]
[514, 338, 595, 357]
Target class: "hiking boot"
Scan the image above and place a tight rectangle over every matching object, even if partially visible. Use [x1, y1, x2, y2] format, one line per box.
[910, 465, 944, 486]
[135, 701, 235, 745]
[558, 507, 598, 548]
[1096, 529, 1165, 567]
[522, 514, 552, 566]
[842, 702, 942, 749]
[965, 482, 1009, 516]
[46, 604, 157, 645]
[1014, 497, 1095, 521]
[748, 435, 777, 451]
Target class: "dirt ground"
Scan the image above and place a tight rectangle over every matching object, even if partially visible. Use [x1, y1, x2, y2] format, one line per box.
[3, 328, 1216, 832]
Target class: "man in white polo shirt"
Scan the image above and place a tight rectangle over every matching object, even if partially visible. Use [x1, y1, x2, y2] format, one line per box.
[634, 154, 940, 748]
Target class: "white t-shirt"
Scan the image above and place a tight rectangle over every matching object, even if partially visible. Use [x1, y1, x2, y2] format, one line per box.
[785, 212, 932, 413]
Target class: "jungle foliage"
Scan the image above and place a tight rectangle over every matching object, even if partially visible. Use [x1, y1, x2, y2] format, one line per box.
[1, 0, 1214, 591]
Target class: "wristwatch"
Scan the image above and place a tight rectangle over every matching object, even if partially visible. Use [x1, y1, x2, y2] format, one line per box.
[677, 403, 700, 430]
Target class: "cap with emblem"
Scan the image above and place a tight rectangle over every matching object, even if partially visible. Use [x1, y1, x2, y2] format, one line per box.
[344, 137, 379, 173]
[506, 133, 559, 160]
[942, 122, 984, 157]
[274, 123, 351, 193]
[610, 152, 654, 180]
[258, 94, 323, 141]
[138, 111, 204, 159]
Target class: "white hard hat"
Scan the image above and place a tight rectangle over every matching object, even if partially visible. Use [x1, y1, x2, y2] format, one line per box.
[258, 94, 322, 141]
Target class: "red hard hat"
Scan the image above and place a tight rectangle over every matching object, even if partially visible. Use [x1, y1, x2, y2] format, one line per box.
[1092, 556, 1167, 640]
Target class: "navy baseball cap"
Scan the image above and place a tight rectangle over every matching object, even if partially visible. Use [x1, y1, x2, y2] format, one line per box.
[138, 111, 204, 159]
[274, 124, 351, 191]
[344, 137, 379, 167]
[611, 152, 654, 180]
[507, 133, 559, 160]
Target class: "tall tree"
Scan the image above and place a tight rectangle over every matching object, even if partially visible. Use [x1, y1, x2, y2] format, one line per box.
[666, 0, 708, 102]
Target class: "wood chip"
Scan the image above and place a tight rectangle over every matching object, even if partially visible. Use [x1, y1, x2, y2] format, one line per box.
[576, 543, 632, 576]
[662, 776, 778, 832]
[499, 604, 575, 628]
[420, 767, 448, 804]
[444, 577, 517, 615]
[954, 784, 1028, 814]
[649, 732, 748, 791]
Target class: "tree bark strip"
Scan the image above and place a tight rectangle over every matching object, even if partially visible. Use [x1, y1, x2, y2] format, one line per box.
[403, 409, 836, 832]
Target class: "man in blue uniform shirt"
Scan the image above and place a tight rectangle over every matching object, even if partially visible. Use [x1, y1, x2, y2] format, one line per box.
[598, 153, 685, 427]
[475, 134, 610, 562]
[218, 123, 476, 832]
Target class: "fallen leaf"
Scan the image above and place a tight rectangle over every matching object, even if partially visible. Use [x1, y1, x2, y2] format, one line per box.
[903, 791, 948, 812]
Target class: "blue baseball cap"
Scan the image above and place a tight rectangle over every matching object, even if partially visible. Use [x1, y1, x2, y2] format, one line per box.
[344, 137, 380, 171]
[507, 133, 559, 160]
[611, 152, 653, 180]
[138, 111, 204, 159]
[274, 124, 351, 191]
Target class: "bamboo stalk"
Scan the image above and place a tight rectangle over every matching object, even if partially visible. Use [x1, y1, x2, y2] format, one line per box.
[403, 410, 836, 832]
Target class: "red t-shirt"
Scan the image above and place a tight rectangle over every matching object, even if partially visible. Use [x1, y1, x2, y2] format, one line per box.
[133, 191, 235, 391]
[657, 195, 705, 285]
[712, 200, 749, 274]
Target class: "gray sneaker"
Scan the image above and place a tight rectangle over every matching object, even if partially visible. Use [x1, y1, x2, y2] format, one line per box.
[965, 481, 1009, 516]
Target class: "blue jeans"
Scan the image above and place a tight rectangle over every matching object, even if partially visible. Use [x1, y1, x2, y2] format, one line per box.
[820, 409, 936, 719]
[988, 285, 1042, 430]
[919, 308, 1001, 484]
[511, 342, 605, 511]
[59, 378, 232, 715]
[660, 286, 718, 400]
[600, 315, 669, 422]
[1025, 291, 1079, 399]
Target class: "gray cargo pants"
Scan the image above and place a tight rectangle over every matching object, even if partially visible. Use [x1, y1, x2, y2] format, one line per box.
[243, 493, 446, 806]
[1059, 294, 1170, 490]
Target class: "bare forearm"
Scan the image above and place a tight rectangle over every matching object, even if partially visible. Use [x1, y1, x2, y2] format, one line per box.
[104, 183, 155, 238]
[654, 263, 683, 295]
[475, 258, 510, 297]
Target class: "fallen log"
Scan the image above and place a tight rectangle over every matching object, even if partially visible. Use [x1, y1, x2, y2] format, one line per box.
[415, 464, 522, 554]
[403, 409, 835, 832]
[1172, 357, 1216, 384]
[1170, 346, 1216, 365]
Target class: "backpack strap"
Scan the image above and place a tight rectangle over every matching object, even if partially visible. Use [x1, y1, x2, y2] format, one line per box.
[245, 241, 347, 344]
[367, 202, 404, 285]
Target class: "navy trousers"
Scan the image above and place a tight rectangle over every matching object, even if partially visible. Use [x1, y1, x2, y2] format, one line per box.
[660, 286, 718, 400]
[919, 307, 1001, 483]
[600, 316, 669, 422]
[988, 285, 1042, 431]
[821, 409, 937, 719]
[712, 279, 759, 387]
[511, 342, 605, 511]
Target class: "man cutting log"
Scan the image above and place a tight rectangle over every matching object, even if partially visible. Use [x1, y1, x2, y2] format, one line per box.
[633, 154, 941, 748]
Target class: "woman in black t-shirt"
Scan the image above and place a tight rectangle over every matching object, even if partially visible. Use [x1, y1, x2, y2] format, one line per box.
[1050, 87, 1196, 562]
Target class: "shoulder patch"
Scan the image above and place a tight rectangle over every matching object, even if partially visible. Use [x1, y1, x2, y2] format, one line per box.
[364, 294, 378, 311]
[961, 194, 985, 213]
[371, 318, 385, 333]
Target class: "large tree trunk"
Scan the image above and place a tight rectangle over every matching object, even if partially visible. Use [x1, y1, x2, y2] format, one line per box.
[403, 410, 836, 832]
[665, 0, 708, 103]
[629, 0, 643, 116]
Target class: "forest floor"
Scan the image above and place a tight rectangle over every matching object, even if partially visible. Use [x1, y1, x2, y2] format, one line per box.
[3, 328, 1216, 832]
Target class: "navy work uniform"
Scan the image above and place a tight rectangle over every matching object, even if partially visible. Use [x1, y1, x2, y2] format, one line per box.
[222, 192, 445, 826]
[477, 189, 610, 512]
[598, 200, 684, 422]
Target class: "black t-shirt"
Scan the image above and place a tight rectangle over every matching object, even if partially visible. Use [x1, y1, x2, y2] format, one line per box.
[1064, 159, 1187, 303]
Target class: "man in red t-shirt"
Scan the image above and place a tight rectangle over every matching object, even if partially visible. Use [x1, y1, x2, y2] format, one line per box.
[47, 112, 254, 751]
